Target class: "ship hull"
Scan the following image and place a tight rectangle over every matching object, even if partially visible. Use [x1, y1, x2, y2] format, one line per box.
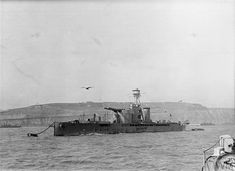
[54, 122, 185, 136]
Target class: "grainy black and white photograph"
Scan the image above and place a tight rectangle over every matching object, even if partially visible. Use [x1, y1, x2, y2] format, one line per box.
[0, 0, 235, 170]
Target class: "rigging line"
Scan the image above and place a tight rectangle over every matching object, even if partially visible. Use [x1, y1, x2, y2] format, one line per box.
[27, 122, 54, 137]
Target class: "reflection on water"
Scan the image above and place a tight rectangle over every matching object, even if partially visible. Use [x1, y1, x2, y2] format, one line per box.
[0, 125, 235, 170]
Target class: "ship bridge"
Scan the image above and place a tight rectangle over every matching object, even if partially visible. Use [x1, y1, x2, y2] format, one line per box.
[105, 89, 151, 124]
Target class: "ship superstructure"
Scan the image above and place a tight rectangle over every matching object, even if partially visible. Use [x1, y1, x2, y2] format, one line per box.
[54, 89, 185, 136]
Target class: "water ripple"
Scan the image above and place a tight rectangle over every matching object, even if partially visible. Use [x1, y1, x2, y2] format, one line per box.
[0, 125, 234, 170]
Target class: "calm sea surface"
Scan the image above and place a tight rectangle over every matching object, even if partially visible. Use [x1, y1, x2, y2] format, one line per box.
[0, 124, 234, 171]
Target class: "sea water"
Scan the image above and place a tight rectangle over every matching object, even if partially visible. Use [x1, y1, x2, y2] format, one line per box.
[0, 124, 234, 171]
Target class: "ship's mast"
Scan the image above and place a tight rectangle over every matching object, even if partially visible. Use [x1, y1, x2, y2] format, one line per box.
[132, 88, 141, 105]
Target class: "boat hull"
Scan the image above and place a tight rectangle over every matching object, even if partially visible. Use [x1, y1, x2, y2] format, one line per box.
[202, 153, 235, 171]
[54, 122, 185, 136]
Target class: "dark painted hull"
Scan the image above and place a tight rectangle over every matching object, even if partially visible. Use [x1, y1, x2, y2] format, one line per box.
[54, 122, 185, 136]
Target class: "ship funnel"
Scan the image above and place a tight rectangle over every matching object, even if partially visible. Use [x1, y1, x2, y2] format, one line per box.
[143, 107, 151, 122]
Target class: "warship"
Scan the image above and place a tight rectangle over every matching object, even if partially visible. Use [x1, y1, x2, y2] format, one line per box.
[54, 89, 186, 136]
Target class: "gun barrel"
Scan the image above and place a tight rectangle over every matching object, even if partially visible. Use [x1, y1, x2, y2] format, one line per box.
[104, 107, 124, 113]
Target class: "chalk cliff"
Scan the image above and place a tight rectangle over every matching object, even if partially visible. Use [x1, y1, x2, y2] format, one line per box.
[0, 102, 234, 125]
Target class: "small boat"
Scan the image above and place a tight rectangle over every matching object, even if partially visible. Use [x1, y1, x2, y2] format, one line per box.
[0, 124, 21, 128]
[200, 122, 215, 126]
[202, 135, 235, 171]
[191, 128, 204, 131]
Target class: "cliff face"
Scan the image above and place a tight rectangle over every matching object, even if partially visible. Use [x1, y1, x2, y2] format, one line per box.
[146, 103, 234, 124]
[208, 108, 235, 124]
[0, 102, 234, 125]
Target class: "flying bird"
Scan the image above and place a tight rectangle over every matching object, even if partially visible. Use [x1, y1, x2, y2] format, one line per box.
[81, 86, 93, 90]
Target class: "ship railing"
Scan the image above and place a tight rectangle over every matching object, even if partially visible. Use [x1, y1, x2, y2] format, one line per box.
[202, 139, 220, 170]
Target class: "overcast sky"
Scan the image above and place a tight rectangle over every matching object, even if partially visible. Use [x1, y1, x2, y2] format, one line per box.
[0, 0, 234, 109]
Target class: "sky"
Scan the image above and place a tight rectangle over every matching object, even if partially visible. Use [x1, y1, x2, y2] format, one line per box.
[0, 0, 234, 109]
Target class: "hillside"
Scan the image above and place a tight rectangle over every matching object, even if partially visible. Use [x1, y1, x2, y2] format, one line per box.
[0, 102, 234, 125]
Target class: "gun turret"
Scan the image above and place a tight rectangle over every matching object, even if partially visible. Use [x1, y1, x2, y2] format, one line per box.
[104, 107, 124, 113]
[104, 107, 125, 123]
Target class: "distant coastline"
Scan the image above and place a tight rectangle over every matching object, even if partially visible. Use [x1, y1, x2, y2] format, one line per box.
[0, 102, 234, 126]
